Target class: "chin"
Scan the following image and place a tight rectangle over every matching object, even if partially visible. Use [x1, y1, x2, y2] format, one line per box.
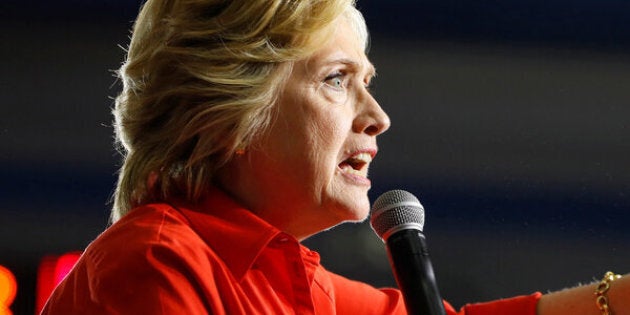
[338, 199, 371, 223]
[347, 212, 370, 223]
[323, 186, 371, 223]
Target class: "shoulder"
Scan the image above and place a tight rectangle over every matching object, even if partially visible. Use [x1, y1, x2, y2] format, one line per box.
[93, 204, 197, 249]
[83, 203, 217, 277]
[44, 203, 224, 314]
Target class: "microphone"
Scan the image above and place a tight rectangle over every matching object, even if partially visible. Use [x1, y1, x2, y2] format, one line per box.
[370, 190, 446, 315]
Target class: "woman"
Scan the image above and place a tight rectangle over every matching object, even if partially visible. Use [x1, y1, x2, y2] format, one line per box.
[42, 0, 628, 314]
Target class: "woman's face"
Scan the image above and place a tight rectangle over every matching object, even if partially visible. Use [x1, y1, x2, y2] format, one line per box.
[221, 16, 390, 240]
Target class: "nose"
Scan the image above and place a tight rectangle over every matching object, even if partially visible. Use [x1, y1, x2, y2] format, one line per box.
[353, 92, 391, 136]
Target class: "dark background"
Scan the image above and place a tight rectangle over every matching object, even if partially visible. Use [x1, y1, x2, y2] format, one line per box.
[2, 1, 629, 314]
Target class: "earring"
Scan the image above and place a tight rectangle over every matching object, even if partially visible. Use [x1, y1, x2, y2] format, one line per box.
[235, 146, 246, 156]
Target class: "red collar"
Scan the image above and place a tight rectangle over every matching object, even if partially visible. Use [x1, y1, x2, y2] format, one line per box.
[172, 187, 295, 280]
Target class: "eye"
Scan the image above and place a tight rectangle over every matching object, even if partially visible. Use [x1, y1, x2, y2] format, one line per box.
[364, 78, 373, 91]
[364, 72, 376, 90]
[324, 71, 345, 89]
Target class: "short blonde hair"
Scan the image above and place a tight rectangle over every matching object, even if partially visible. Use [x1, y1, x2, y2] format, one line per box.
[111, 0, 368, 222]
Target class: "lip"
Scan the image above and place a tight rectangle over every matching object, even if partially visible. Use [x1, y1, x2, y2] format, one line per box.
[337, 147, 378, 186]
[339, 168, 372, 186]
[342, 148, 378, 161]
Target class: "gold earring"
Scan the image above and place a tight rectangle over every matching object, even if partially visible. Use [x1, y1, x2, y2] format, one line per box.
[235, 146, 246, 156]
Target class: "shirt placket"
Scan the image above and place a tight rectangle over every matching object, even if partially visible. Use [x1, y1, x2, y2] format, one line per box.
[274, 234, 316, 315]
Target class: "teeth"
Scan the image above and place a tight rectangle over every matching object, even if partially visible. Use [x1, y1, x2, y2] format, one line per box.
[339, 152, 373, 176]
[344, 168, 363, 176]
[352, 153, 373, 163]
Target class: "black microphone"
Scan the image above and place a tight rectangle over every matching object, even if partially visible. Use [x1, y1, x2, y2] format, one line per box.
[370, 190, 446, 315]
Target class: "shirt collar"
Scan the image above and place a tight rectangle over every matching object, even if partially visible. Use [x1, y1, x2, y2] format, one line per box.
[172, 187, 286, 280]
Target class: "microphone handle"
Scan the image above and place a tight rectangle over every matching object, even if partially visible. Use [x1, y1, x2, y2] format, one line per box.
[386, 229, 446, 315]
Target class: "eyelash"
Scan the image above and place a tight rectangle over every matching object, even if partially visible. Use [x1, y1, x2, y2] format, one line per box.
[324, 71, 346, 89]
[323, 71, 373, 91]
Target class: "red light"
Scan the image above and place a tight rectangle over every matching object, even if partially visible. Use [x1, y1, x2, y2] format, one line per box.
[36, 252, 81, 314]
[0, 264, 17, 315]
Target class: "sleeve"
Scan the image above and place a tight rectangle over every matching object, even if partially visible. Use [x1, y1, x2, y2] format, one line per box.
[326, 271, 453, 314]
[327, 272, 408, 314]
[327, 270, 541, 315]
[450, 292, 542, 315]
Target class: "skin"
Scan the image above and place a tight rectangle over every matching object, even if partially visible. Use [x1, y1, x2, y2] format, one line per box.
[538, 274, 630, 315]
[217, 16, 390, 241]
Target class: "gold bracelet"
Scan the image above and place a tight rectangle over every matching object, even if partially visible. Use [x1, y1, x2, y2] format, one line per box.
[594, 271, 622, 315]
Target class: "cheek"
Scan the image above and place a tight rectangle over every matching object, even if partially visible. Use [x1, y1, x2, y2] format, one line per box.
[300, 120, 337, 171]
[276, 118, 334, 173]
[278, 92, 354, 177]
[308, 115, 348, 160]
[320, 87, 349, 106]
[286, 115, 348, 192]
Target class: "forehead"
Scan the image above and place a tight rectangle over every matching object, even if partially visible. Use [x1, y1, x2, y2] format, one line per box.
[299, 18, 375, 76]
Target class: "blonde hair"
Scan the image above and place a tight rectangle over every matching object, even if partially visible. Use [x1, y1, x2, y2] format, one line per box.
[112, 0, 368, 222]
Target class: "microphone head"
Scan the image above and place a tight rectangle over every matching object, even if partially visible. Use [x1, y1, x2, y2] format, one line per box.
[370, 190, 425, 241]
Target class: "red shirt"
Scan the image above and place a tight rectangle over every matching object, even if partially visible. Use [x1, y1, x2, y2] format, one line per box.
[42, 187, 540, 314]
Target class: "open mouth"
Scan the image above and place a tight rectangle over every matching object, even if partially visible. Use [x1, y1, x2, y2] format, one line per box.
[338, 152, 372, 177]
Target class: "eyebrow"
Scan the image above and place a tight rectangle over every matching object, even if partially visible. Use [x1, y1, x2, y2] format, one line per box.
[326, 57, 377, 77]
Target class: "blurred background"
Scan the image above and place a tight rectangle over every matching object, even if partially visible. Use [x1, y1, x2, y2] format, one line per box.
[1, 0, 629, 313]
